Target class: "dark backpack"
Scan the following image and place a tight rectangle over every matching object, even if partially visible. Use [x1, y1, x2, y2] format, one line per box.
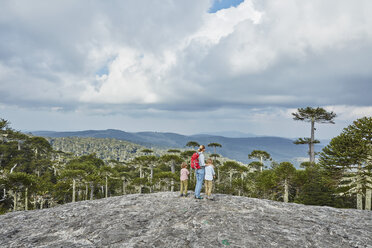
[190, 152, 201, 169]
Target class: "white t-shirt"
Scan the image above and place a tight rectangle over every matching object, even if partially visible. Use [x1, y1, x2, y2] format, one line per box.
[204, 165, 215, 181]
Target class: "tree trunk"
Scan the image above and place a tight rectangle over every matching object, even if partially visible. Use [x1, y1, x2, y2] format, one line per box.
[13, 190, 17, 211]
[25, 187, 28, 211]
[2, 188, 6, 201]
[85, 183, 88, 200]
[10, 163, 18, 173]
[140, 165, 143, 178]
[90, 183, 94, 200]
[150, 166, 154, 193]
[365, 188, 371, 211]
[105, 176, 108, 198]
[150, 166, 154, 180]
[72, 179, 76, 203]
[241, 173, 244, 195]
[357, 192, 363, 210]
[171, 163, 175, 192]
[31, 193, 36, 209]
[357, 182, 363, 210]
[229, 171, 233, 186]
[284, 178, 289, 203]
[310, 119, 315, 164]
[260, 156, 263, 172]
[40, 197, 45, 210]
[217, 167, 220, 184]
[122, 179, 126, 195]
[356, 166, 363, 210]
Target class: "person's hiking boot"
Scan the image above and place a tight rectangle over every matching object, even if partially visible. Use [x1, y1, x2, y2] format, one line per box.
[195, 196, 203, 199]
[184, 193, 189, 197]
[180, 194, 184, 197]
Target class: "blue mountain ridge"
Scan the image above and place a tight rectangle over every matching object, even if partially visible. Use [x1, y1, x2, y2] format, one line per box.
[31, 129, 328, 166]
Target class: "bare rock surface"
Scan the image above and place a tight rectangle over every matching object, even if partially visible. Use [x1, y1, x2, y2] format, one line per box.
[0, 192, 371, 248]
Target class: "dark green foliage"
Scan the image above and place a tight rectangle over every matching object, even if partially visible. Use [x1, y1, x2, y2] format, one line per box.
[255, 170, 277, 199]
[141, 149, 153, 154]
[294, 165, 338, 207]
[274, 162, 296, 181]
[248, 150, 271, 161]
[294, 138, 320, 145]
[167, 149, 180, 153]
[249, 161, 263, 171]
[319, 117, 372, 210]
[292, 107, 336, 123]
[185, 141, 200, 148]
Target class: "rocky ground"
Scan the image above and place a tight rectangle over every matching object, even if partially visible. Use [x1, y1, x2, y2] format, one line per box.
[0, 192, 371, 248]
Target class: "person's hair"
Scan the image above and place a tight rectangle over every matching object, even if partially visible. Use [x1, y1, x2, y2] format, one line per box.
[181, 162, 188, 168]
[198, 145, 205, 152]
[206, 159, 213, 164]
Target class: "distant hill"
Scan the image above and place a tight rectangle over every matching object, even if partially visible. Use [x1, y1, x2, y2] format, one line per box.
[193, 131, 258, 138]
[46, 137, 148, 162]
[32, 129, 328, 165]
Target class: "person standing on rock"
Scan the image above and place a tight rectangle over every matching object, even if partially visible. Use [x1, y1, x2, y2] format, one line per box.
[194, 145, 206, 199]
[180, 162, 189, 197]
[204, 159, 216, 200]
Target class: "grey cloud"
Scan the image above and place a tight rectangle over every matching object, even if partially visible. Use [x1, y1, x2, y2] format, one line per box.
[159, 0, 372, 110]
[0, 0, 209, 108]
[0, 0, 371, 138]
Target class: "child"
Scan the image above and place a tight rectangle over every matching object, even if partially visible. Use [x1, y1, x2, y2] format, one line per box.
[180, 162, 189, 197]
[204, 159, 216, 200]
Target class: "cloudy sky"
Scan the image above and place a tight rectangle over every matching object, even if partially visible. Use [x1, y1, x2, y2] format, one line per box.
[1, 0, 372, 139]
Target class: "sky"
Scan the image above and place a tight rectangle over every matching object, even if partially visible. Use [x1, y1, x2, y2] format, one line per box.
[1, 0, 372, 139]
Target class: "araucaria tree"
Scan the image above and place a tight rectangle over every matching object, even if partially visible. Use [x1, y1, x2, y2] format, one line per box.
[292, 107, 336, 164]
[186, 141, 200, 150]
[208, 143, 222, 155]
[320, 117, 372, 210]
[274, 162, 296, 203]
[248, 150, 271, 172]
[293, 138, 320, 158]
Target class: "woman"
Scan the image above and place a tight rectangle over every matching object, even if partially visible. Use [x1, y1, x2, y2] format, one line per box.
[194, 145, 206, 199]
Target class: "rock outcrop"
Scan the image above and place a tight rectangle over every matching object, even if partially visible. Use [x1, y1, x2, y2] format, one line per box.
[1, 192, 371, 247]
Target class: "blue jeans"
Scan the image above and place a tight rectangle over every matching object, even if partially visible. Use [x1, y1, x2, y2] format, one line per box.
[194, 167, 205, 198]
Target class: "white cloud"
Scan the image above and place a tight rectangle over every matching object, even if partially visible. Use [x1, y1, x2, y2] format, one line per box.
[2, 0, 372, 108]
[190, 0, 262, 44]
[325, 105, 372, 121]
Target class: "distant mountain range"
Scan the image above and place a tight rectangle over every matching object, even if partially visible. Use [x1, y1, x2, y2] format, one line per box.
[32, 129, 329, 166]
[193, 131, 258, 138]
